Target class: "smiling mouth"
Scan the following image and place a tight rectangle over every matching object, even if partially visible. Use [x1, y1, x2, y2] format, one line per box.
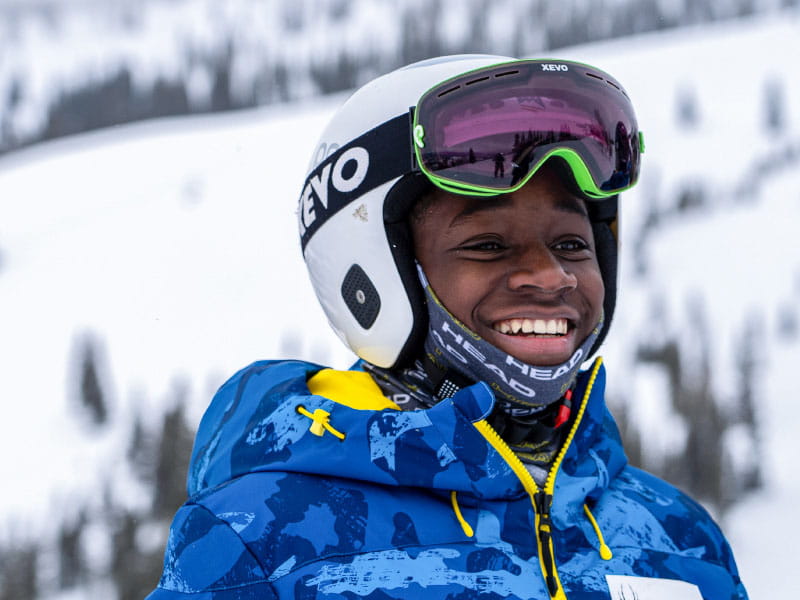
[492, 317, 569, 337]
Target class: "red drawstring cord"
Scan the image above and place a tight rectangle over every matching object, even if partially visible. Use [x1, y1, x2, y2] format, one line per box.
[554, 389, 573, 429]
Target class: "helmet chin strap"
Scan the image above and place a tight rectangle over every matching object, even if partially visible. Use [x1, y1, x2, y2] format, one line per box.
[418, 265, 602, 417]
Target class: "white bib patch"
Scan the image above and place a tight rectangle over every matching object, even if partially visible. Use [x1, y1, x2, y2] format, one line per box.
[606, 575, 703, 600]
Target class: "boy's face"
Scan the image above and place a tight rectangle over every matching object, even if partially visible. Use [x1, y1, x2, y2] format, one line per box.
[411, 165, 604, 366]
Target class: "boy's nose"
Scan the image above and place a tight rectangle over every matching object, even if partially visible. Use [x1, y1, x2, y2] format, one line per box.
[506, 247, 577, 293]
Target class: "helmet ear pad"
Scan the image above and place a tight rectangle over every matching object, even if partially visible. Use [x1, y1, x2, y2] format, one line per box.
[590, 217, 618, 357]
[383, 172, 435, 368]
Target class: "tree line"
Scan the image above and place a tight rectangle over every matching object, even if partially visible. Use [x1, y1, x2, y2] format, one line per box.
[1, 0, 797, 154]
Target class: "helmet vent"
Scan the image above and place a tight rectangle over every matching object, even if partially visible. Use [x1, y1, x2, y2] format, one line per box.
[464, 75, 490, 86]
[437, 69, 520, 98]
[341, 264, 381, 330]
[584, 71, 629, 99]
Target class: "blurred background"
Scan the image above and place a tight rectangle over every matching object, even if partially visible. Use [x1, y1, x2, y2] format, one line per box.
[0, 0, 797, 598]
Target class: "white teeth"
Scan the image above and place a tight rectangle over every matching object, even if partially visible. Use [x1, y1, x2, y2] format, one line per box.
[493, 318, 569, 335]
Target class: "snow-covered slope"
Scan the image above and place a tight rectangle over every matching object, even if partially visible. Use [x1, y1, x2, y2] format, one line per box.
[0, 11, 798, 598]
[0, 98, 354, 520]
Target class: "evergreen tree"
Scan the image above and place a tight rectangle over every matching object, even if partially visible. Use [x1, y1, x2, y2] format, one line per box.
[632, 299, 764, 513]
[764, 78, 786, 134]
[731, 314, 763, 494]
[110, 510, 163, 600]
[74, 332, 110, 427]
[128, 409, 156, 485]
[57, 511, 87, 589]
[676, 181, 707, 213]
[0, 541, 38, 600]
[152, 383, 196, 518]
[676, 85, 700, 129]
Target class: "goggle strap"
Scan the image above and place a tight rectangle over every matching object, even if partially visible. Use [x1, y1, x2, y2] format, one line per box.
[586, 196, 618, 224]
[408, 106, 418, 170]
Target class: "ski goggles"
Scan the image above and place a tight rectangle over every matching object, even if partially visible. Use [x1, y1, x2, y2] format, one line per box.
[412, 59, 643, 198]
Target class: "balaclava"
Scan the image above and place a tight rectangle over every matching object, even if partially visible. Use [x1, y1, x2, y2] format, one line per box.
[418, 266, 602, 416]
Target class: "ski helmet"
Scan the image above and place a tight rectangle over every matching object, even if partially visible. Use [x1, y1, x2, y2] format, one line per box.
[299, 54, 636, 369]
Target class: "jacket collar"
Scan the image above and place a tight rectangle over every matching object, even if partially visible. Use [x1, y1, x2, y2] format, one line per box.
[188, 359, 627, 516]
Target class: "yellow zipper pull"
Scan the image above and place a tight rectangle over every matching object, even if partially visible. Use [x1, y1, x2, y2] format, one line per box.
[534, 491, 559, 598]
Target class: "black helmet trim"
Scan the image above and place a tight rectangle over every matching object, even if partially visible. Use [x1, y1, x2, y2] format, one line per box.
[590, 216, 618, 357]
[300, 113, 412, 251]
[383, 172, 435, 367]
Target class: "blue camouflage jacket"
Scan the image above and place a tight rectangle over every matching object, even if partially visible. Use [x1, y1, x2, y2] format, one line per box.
[147, 358, 748, 599]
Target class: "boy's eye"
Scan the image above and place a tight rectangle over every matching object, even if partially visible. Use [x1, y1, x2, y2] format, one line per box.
[460, 239, 506, 252]
[554, 238, 591, 254]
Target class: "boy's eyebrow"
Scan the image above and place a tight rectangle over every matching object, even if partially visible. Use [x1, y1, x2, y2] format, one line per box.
[553, 195, 590, 217]
[449, 193, 588, 227]
[449, 194, 513, 227]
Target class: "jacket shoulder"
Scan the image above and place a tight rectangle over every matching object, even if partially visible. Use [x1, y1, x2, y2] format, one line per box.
[146, 502, 278, 599]
[216, 360, 325, 402]
[613, 466, 743, 581]
[187, 360, 325, 496]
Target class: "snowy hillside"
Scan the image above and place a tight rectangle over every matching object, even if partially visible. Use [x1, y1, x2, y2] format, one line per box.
[1, 11, 799, 599]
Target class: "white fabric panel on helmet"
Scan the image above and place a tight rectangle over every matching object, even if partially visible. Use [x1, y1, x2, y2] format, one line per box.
[309, 55, 514, 172]
[303, 179, 412, 368]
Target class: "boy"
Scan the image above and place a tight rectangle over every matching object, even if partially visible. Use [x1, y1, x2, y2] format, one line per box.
[147, 55, 747, 599]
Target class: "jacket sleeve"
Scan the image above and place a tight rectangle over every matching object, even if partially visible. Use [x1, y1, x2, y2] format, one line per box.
[146, 502, 278, 599]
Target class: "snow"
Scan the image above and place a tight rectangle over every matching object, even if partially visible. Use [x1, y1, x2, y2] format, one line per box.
[0, 99, 356, 533]
[1, 10, 799, 598]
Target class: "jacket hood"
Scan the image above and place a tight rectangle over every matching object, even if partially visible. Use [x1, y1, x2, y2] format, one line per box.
[187, 359, 627, 523]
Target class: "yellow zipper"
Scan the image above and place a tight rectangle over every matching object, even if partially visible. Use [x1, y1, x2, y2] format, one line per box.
[472, 357, 603, 600]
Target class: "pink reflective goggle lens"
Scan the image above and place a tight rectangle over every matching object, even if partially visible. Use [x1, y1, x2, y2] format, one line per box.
[413, 59, 642, 198]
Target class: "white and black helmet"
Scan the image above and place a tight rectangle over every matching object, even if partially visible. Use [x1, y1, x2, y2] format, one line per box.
[299, 54, 622, 369]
